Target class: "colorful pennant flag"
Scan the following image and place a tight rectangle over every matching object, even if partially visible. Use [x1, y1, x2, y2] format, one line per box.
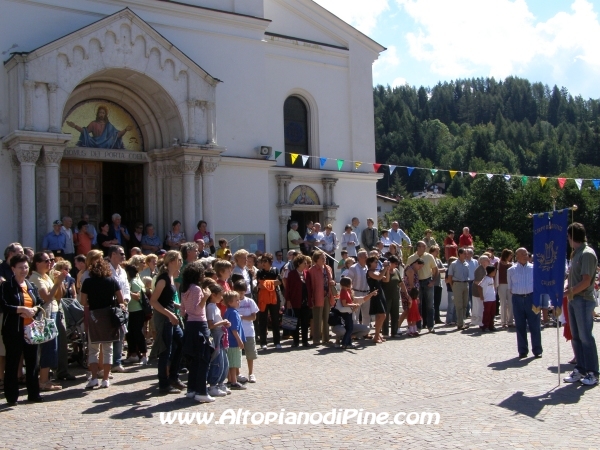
[290, 153, 299, 164]
[430, 169, 438, 175]
[449, 170, 457, 179]
[521, 176, 528, 185]
[504, 174, 511, 181]
[486, 174, 493, 180]
[593, 180, 600, 190]
[407, 167, 414, 176]
[319, 157, 327, 168]
[469, 172, 477, 178]
[274, 151, 282, 159]
[301, 155, 309, 167]
[337, 159, 344, 171]
[354, 161, 362, 170]
[389, 165, 397, 175]
[557, 177, 567, 189]
[540, 177, 547, 187]
[575, 178, 583, 190]
[373, 163, 382, 172]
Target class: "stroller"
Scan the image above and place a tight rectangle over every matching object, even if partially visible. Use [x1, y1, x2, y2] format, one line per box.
[61, 298, 88, 369]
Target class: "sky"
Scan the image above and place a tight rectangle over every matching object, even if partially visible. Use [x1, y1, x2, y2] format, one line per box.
[313, 0, 600, 99]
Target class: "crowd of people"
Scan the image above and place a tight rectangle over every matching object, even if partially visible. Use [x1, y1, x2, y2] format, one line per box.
[1, 214, 599, 406]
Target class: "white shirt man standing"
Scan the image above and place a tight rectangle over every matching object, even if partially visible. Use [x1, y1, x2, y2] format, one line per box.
[108, 245, 130, 373]
[388, 221, 411, 248]
[62, 216, 75, 264]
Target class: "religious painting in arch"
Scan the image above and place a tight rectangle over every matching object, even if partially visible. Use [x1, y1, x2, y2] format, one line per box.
[289, 185, 319, 205]
[62, 99, 144, 151]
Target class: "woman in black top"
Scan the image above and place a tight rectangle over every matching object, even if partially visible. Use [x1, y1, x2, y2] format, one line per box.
[150, 250, 185, 394]
[367, 256, 390, 344]
[80, 259, 124, 389]
[1, 254, 45, 405]
[97, 221, 118, 256]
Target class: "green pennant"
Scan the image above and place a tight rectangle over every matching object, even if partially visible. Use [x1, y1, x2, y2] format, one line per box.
[430, 169, 438, 175]
[521, 175, 528, 185]
[274, 151, 282, 159]
[337, 159, 344, 171]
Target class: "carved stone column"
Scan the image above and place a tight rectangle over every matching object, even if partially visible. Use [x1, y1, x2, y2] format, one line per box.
[201, 158, 219, 235]
[14, 145, 41, 246]
[180, 158, 201, 239]
[195, 171, 202, 226]
[206, 102, 216, 145]
[276, 175, 293, 206]
[43, 146, 65, 226]
[187, 99, 196, 144]
[323, 178, 338, 207]
[279, 212, 291, 252]
[154, 161, 165, 237]
[321, 179, 330, 206]
[47, 83, 60, 133]
[24, 80, 35, 131]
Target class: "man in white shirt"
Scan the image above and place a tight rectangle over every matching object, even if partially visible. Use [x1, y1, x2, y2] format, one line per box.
[388, 221, 411, 248]
[272, 251, 285, 273]
[347, 250, 371, 328]
[351, 217, 361, 254]
[232, 250, 252, 298]
[108, 245, 130, 372]
[466, 248, 479, 318]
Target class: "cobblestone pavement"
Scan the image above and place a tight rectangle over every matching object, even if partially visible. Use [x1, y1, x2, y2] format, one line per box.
[2, 313, 600, 449]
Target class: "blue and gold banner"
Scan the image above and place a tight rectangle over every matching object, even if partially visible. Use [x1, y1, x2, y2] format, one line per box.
[533, 211, 568, 310]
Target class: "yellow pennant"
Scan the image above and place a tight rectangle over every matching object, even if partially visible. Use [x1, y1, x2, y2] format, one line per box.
[539, 177, 547, 187]
[355, 161, 362, 170]
[449, 170, 458, 179]
[290, 153, 299, 164]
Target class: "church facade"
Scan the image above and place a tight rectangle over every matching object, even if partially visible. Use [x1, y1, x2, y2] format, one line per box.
[0, 0, 384, 255]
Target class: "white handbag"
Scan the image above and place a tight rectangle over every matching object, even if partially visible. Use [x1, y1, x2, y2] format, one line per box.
[24, 307, 58, 345]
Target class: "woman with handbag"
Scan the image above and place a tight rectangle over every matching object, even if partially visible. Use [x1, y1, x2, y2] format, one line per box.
[1, 254, 45, 405]
[80, 259, 124, 388]
[306, 251, 336, 346]
[150, 250, 185, 394]
[29, 252, 66, 391]
[285, 255, 312, 348]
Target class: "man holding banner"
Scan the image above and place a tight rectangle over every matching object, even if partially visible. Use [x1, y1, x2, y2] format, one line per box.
[563, 223, 599, 387]
[508, 248, 542, 359]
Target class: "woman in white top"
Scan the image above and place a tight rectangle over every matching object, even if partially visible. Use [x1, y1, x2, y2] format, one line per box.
[341, 225, 358, 257]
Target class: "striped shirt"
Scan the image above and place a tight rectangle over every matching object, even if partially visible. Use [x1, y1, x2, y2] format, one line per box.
[507, 262, 533, 295]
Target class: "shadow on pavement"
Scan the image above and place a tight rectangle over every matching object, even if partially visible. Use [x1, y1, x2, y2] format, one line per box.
[496, 384, 587, 419]
[488, 357, 535, 371]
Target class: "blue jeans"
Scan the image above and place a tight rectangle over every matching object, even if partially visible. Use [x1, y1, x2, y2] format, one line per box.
[185, 321, 211, 395]
[112, 326, 124, 366]
[418, 280, 434, 329]
[158, 321, 184, 389]
[207, 347, 229, 386]
[569, 296, 599, 376]
[445, 290, 457, 324]
[467, 281, 473, 316]
[512, 294, 542, 356]
[341, 312, 354, 346]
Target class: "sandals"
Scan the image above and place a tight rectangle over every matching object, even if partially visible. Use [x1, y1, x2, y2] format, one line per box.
[39, 381, 62, 391]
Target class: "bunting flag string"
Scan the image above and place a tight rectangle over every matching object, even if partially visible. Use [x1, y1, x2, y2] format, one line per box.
[269, 150, 600, 187]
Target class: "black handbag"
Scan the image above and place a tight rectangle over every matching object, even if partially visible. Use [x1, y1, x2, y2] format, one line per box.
[140, 289, 153, 318]
[328, 307, 343, 326]
[110, 295, 128, 328]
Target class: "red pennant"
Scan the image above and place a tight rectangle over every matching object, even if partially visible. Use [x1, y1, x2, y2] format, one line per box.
[373, 163, 382, 173]
[557, 177, 566, 189]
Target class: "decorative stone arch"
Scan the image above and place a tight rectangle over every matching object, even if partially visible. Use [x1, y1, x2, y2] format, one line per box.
[283, 88, 320, 167]
[5, 8, 220, 147]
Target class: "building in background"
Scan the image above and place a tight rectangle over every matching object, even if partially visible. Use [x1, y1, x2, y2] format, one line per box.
[1, 0, 384, 256]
